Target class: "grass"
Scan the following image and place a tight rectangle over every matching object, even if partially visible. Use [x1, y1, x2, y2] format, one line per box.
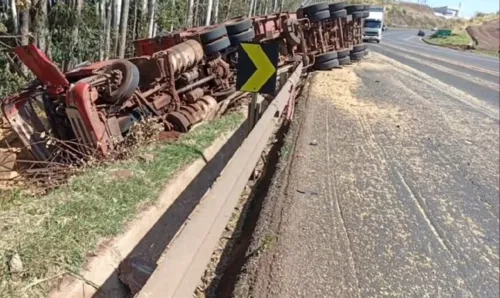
[424, 31, 472, 47]
[475, 49, 500, 57]
[0, 112, 244, 297]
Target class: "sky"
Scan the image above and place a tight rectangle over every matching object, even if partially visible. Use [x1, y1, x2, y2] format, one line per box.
[426, 0, 499, 18]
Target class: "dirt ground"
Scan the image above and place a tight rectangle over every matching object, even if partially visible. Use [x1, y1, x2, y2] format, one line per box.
[232, 53, 499, 297]
[466, 19, 500, 52]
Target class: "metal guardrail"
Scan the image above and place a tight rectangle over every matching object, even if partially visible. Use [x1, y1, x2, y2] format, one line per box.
[137, 62, 304, 298]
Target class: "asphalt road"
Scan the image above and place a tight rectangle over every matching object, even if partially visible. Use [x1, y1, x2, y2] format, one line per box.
[378, 29, 499, 72]
[234, 39, 499, 297]
[368, 29, 499, 107]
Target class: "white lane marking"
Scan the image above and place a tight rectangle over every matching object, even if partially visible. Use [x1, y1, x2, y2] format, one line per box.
[403, 35, 415, 41]
[409, 39, 500, 64]
[386, 31, 500, 64]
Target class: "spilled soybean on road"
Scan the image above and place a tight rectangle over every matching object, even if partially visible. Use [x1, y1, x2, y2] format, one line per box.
[230, 52, 499, 297]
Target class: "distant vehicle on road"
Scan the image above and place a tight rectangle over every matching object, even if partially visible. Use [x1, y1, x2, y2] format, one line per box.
[418, 30, 425, 36]
[363, 6, 385, 43]
[431, 27, 438, 31]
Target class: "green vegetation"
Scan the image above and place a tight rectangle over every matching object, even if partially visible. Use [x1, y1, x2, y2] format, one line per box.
[424, 31, 472, 47]
[0, 113, 243, 297]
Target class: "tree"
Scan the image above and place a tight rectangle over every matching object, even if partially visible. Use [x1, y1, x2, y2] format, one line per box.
[10, 0, 18, 34]
[147, 0, 156, 37]
[118, 0, 130, 58]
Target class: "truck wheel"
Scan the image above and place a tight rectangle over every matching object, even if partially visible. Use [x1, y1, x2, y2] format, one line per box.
[346, 5, 364, 13]
[308, 10, 330, 22]
[104, 60, 140, 104]
[351, 11, 364, 19]
[352, 44, 366, 53]
[314, 51, 338, 64]
[338, 56, 351, 65]
[330, 9, 347, 19]
[337, 48, 350, 58]
[229, 29, 255, 45]
[203, 36, 231, 55]
[350, 50, 365, 61]
[199, 26, 227, 45]
[329, 2, 346, 12]
[315, 58, 340, 70]
[303, 2, 329, 15]
[225, 18, 253, 35]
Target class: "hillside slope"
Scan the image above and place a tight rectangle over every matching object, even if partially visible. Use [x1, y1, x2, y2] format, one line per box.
[466, 19, 499, 52]
[384, 2, 465, 29]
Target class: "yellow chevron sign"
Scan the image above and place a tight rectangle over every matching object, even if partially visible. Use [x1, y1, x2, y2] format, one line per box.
[236, 42, 278, 94]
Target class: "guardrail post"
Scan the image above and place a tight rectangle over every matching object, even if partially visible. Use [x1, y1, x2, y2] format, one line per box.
[248, 93, 267, 134]
[247, 93, 257, 134]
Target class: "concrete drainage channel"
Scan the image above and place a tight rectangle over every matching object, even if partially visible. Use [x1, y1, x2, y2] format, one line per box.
[131, 63, 305, 298]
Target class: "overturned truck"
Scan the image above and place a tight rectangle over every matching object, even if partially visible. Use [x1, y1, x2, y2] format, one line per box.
[1, 2, 371, 162]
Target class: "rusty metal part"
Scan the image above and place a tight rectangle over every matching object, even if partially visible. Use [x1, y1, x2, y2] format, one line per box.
[164, 40, 204, 76]
[166, 111, 191, 132]
[179, 69, 200, 84]
[179, 105, 200, 123]
[152, 93, 172, 110]
[185, 88, 204, 103]
[177, 75, 215, 93]
[283, 19, 302, 46]
[211, 87, 235, 97]
[197, 95, 218, 121]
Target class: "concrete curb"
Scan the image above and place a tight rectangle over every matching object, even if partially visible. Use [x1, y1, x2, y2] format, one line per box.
[49, 119, 246, 298]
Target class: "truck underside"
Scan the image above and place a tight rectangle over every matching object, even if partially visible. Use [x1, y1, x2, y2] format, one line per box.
[1, 2, 371, 164]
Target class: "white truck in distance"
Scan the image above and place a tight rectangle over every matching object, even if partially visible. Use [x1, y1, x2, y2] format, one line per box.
[363, 6, 385, 43]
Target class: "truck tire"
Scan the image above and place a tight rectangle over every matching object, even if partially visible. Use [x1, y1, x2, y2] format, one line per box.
[199, 26, 227, 44]
[337, 48, 350, 58]
[346, 5, 364, 13]
[350, 50, 365, 61]
[315, 58, 340, 70]
[314, 51, 338, 64]
[303, 2, 329, 15]
[229, 29, 255, 45]
[329, 2, 346, 12]
[338, 56, 351, 65]
[351, 11, 364, 19]
[330, 9, 347, 19]
[105, 60, 140, 104]
[352, 44, 366, 53]
[225, 18, 253, 35]
[308, 10, 330, 22]
[203, 36, 231, 55]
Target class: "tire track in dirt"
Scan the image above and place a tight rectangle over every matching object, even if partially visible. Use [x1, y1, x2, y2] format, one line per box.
[353, 108, 476, 295]
[324, 100, 361, 297]
[390, 80, 499, 218]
